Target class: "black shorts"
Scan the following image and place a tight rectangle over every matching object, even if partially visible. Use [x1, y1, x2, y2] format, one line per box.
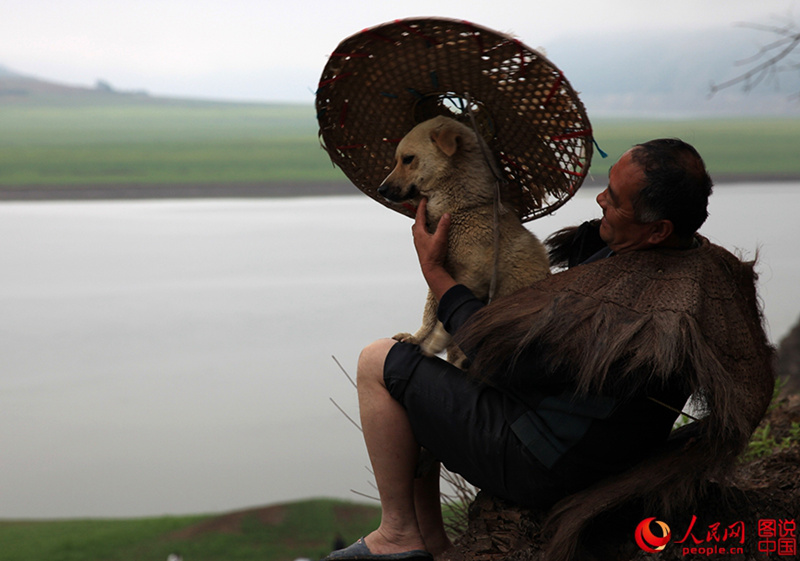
[383, 341, 568, 510]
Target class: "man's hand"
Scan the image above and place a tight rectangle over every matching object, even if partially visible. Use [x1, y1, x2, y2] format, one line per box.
[412, 198, 456, 301]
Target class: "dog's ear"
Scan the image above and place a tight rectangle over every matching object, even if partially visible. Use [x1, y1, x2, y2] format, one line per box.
[430, 123, 461, 157]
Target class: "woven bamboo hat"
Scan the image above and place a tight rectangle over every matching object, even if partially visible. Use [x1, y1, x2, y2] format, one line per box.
[316, 17, 594, 222]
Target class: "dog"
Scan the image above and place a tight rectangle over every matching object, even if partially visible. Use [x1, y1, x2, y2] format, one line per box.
[378, 115, 550, 367]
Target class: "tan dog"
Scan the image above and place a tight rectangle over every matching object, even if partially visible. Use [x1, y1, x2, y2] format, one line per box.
[379, 115, 550, 366]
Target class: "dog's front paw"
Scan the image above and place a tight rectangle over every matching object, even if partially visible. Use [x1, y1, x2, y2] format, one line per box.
[392, 332, 419, 345]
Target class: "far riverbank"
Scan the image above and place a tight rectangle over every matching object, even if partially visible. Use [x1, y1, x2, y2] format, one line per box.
[2, 174, 800, 202]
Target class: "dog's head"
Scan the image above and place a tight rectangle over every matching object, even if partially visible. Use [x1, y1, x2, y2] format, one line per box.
[378, 116, 492, 207]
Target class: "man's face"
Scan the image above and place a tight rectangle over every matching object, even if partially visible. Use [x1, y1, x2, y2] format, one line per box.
[596, 149, 658, 253]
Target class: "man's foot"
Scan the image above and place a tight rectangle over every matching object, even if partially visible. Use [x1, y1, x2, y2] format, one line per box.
[325, 536, 431, 560]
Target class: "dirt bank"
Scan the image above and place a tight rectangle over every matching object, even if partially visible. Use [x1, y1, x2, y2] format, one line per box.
[0, 181, 358, 202]
[1, 174, 798, 202]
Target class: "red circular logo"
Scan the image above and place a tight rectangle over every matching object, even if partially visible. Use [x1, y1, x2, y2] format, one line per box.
[635, 517, 672, 553]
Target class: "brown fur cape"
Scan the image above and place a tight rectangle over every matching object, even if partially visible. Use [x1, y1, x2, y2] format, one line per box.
[454, 231, 775, 560]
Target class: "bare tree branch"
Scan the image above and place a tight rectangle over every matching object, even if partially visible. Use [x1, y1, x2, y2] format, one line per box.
[711, 16, 800, 97]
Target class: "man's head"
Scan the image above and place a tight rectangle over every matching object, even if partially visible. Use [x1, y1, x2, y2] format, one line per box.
[596, 138, 713, 253]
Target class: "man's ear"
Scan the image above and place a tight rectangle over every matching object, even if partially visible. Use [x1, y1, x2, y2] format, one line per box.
[430, 124, 460, 157]
[647, 219, 674, 245]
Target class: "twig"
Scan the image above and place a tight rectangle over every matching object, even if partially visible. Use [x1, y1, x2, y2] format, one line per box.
[349, 489, 379, 502]
[439, 468, 477, 535]
[330, 398, 362, 432]
[332, 354, 358, 389]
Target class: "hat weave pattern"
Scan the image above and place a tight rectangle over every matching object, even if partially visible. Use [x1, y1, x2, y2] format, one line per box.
[316, 18, 594, 222]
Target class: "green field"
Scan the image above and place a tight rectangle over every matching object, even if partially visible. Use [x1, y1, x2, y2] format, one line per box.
[590, 118, 800, 177]
[1, 96, 799, 186]
[0, 101, 339, 185]
[0, 499, 381, 561]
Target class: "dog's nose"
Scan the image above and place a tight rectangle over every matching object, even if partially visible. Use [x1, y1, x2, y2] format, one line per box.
[379, 181, 403, 201]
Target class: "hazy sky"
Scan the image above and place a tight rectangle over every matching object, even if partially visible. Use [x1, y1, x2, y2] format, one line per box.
[2, 0, 797, 102]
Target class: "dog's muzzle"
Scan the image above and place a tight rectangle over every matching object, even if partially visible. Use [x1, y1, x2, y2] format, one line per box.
[378, 182, 418, 202]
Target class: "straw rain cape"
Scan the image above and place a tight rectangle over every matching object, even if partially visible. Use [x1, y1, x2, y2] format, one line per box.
[455, 229, 775, 561]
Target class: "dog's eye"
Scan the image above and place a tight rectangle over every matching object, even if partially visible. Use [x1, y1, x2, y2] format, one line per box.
[402, 155, 415, 165]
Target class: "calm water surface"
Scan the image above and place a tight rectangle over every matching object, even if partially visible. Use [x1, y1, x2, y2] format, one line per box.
[1, 183, 798, 518]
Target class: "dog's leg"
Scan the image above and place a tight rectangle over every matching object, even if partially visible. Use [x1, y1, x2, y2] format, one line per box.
[392, 290, 451, 356]
[421, 320, 452, 356]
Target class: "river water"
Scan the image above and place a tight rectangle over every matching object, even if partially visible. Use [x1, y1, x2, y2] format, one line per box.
[1, 183, 798, 518]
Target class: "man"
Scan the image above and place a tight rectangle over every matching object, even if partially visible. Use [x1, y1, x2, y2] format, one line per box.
[326, 139, 774, 561]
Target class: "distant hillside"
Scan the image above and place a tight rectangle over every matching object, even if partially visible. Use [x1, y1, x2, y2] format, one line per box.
[1, 69, 138, 103]
[0, 66, 293, 110]
[0, 498, 381, 561]
[0, 66, 167, 106]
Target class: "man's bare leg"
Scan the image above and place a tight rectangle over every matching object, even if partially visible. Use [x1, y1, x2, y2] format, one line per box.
[356, 338, 428, 554]
[414, 462, 454, 557]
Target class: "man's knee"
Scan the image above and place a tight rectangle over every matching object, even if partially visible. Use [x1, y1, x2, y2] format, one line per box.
[357, 338, 397, 387]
